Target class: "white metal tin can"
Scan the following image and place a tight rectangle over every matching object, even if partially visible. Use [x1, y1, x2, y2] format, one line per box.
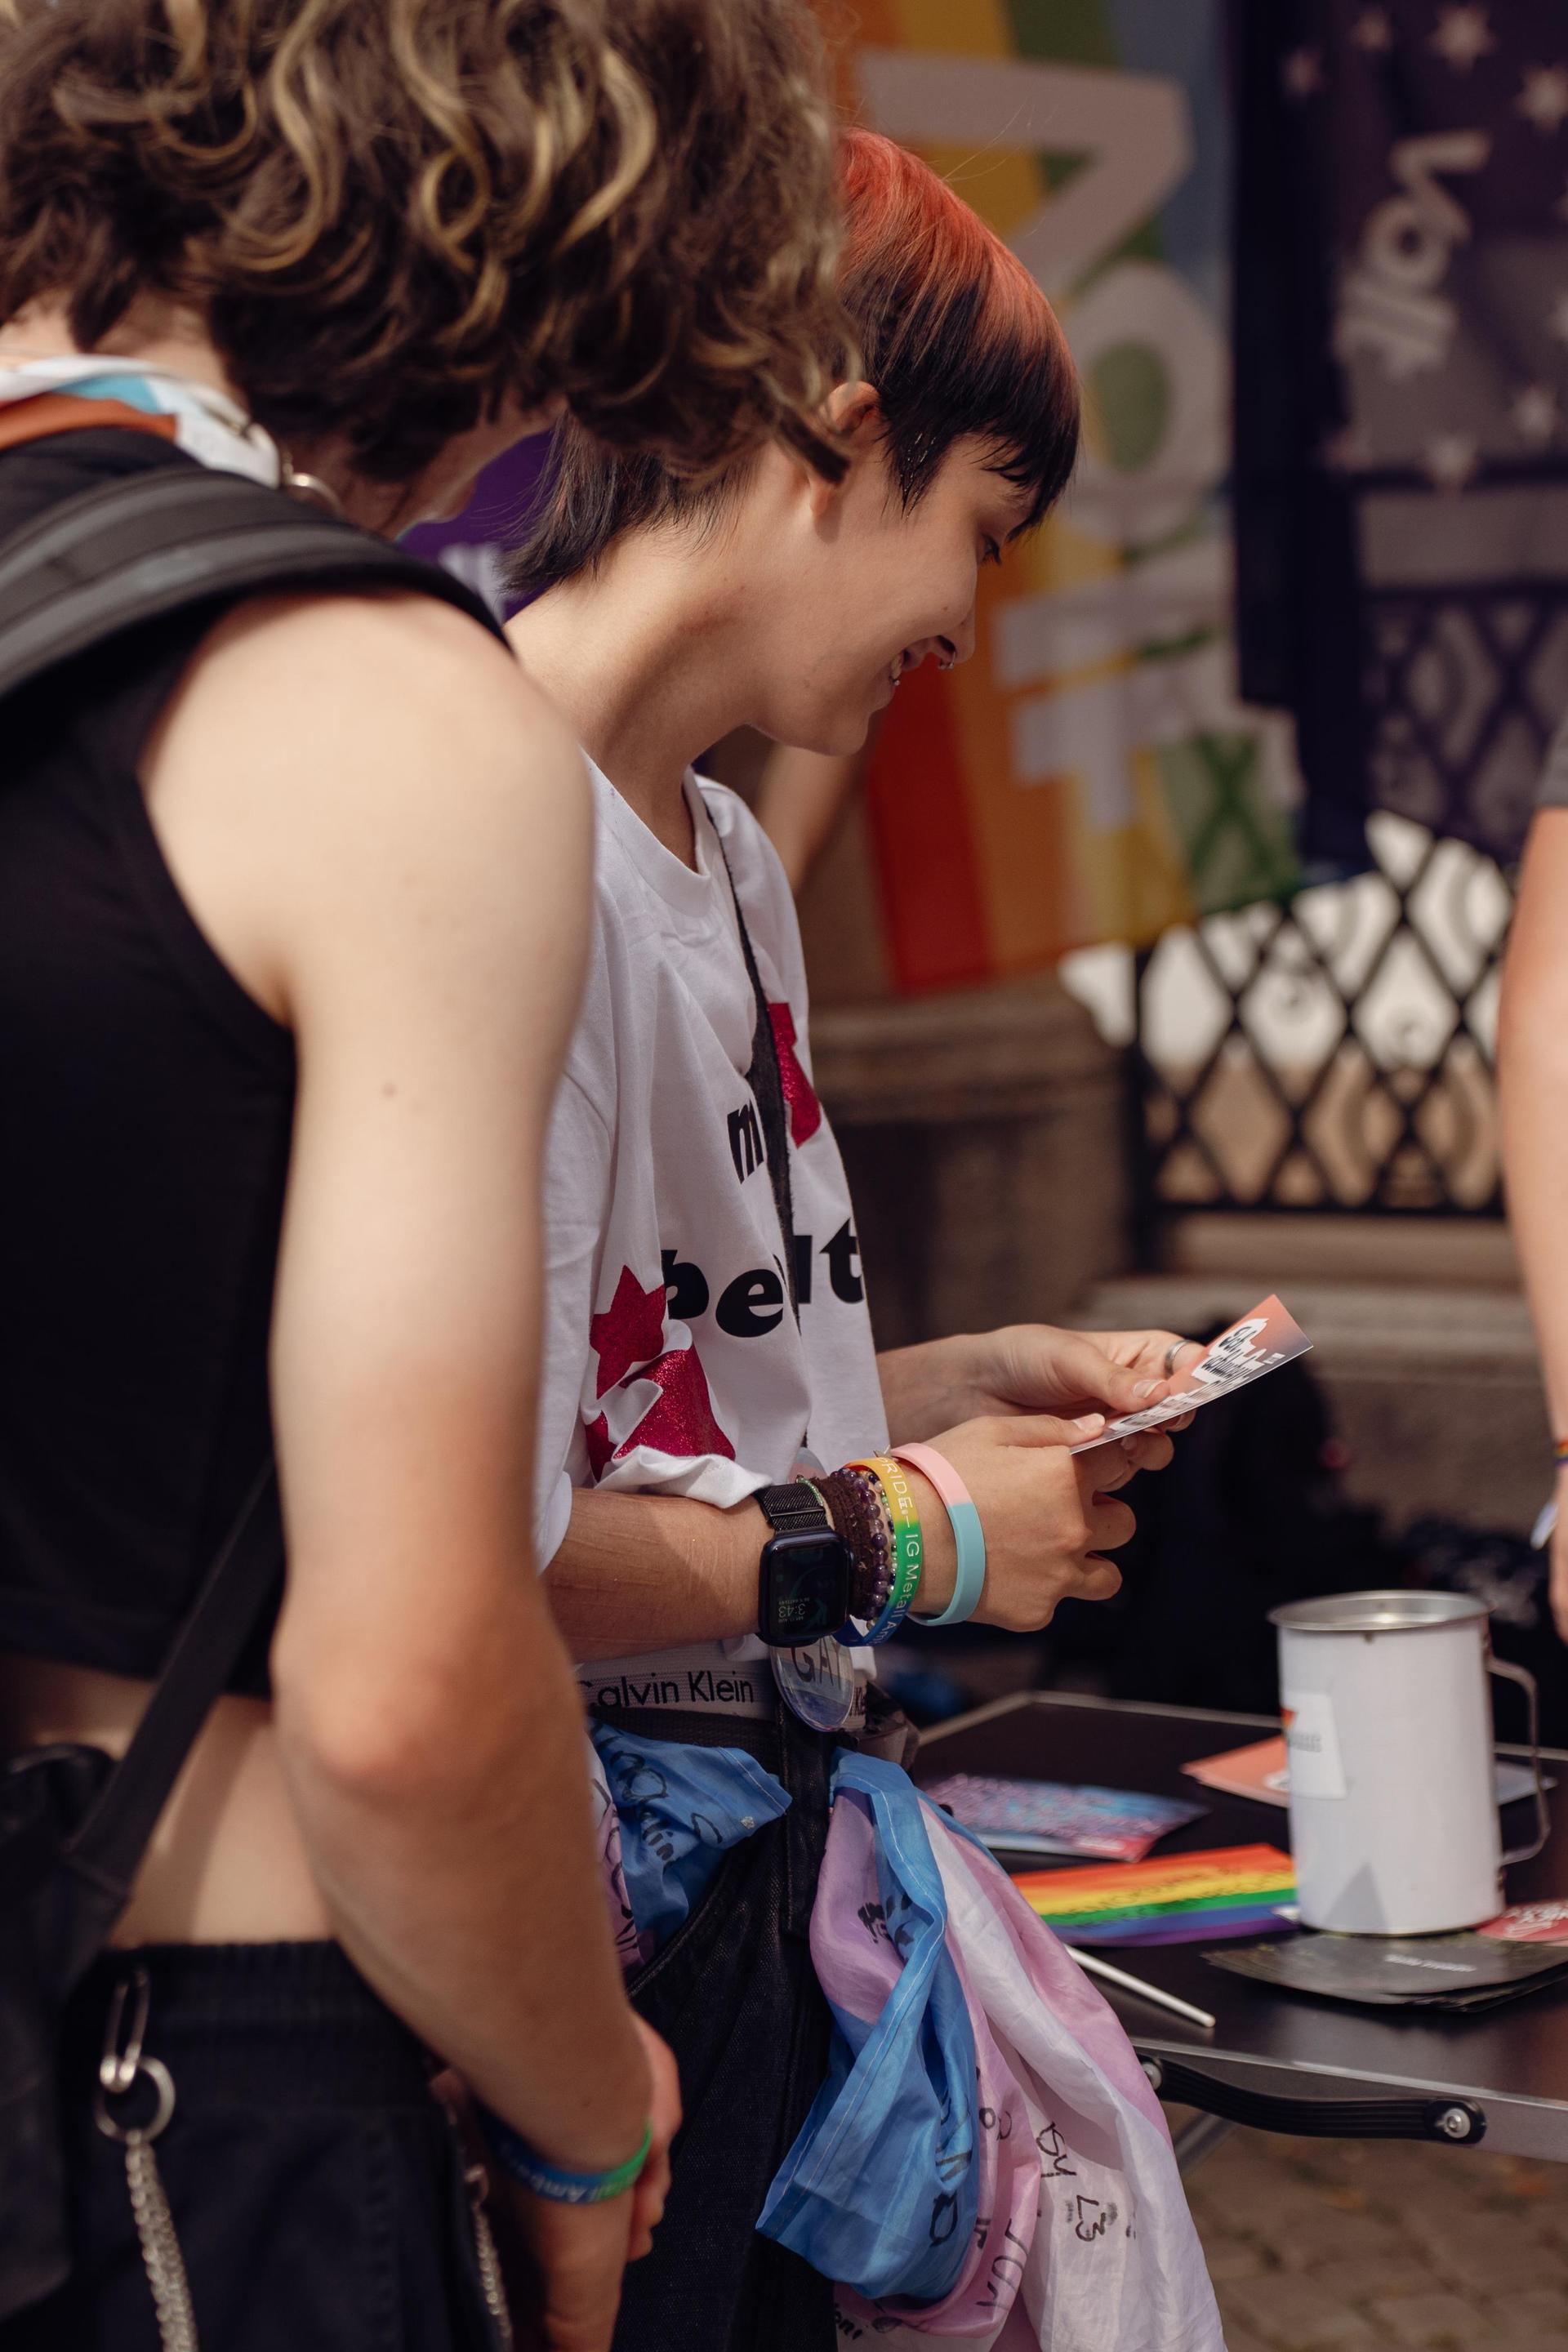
[1268, 1591, 1548, 1936]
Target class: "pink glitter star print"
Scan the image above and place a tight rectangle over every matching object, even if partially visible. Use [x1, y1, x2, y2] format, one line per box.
[589, 1264, 668, 1396]
[585, 1263, 737, 1468]
[617, 1346, 735, 1463]
[585, 1351, 737, 1472]
[768, 1003, 822, 1146]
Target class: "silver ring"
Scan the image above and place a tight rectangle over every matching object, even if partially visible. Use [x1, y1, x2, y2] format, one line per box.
[1163, 1339, 1189, 1378]
[94, 2054, 176, 2146]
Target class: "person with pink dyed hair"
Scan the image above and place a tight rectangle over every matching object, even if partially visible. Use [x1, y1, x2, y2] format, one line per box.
[506, 130, 1200, 2351]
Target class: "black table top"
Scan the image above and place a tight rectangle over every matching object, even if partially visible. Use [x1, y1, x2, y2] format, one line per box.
[916, 1690, 1568, 2160]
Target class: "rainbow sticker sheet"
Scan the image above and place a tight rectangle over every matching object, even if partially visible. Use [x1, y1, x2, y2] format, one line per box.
[1014, 1845, 1298, 1946]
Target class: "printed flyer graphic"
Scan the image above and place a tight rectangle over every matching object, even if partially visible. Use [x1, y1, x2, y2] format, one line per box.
[1072, 1294, 1311, 1450]
[1481, 1901, 1568, 1948]
[922, 1772, 1205, 1861]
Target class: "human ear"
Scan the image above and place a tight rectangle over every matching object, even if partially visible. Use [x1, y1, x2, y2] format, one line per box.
[802, 380, 882, 520]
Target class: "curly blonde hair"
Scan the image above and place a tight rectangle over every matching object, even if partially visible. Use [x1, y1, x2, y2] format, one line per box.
[0, 0, 851, 486]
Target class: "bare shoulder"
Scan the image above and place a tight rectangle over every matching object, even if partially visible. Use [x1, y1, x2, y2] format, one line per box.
[158, 587, 583, 794]
[143, 589, 591, 1025]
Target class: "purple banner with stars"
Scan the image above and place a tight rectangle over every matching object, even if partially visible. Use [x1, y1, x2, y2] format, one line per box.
[1229, 1, 1568, 866]
[400, 431, 553, 621]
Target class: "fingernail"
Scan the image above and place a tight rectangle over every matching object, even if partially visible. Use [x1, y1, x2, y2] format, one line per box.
[1121, 1436, 1142, 1454]
[1072, 1413, 1106, 1437]
[1133, 1380, 1159, 1399]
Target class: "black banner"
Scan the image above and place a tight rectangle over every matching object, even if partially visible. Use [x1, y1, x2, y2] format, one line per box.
[1232, 1, 1568, 866]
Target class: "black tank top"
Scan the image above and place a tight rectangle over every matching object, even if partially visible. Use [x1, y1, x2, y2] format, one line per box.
[0, 433, 299, 1690]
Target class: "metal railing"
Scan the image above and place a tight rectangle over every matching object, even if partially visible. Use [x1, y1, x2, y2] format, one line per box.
[1130, 583, 1568, 1249]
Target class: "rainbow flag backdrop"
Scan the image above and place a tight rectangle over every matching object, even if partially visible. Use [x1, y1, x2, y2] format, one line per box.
[815, 0, 1300, 994]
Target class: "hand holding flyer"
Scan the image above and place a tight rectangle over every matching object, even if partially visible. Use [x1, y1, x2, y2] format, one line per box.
[1071, 1294, 1312, 1454]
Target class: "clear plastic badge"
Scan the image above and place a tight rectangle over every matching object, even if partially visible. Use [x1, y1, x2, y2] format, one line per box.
[772, 1636, 862, 1731]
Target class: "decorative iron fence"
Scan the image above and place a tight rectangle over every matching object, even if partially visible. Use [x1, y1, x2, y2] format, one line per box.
[1129, 583, 1568, 1250]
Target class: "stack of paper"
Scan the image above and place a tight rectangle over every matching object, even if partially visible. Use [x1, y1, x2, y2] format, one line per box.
[1212, 1930, 1568, 2012]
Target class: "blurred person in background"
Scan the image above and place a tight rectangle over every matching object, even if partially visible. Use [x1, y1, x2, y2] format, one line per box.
[0, 2, 852, 2345]
[755, 738, 869, 891]
[1500, 713, 1568, 1645]
[507, 127, 1197, 2352]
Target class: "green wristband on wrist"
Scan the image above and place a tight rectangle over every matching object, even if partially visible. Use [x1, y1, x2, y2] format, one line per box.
[848, 1454, 923, 1644]
[481, 2112, 653, 2204]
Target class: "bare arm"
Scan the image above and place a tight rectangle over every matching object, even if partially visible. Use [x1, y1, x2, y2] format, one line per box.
[1499, 808, 1568, 1632]
[878, 1326, 1188, 1442]
[144, 592, 647, 2170]
[546, 1415, 1156, 1659]
[549, 1490, 764, 1662]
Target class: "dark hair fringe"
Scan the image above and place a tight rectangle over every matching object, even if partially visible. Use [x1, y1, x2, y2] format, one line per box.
[840, 250, 1078, 536]
[510, 145, 1078, 598]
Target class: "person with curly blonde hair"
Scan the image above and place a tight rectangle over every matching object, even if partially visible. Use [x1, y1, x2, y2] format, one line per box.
[0, 5, 852, 2349]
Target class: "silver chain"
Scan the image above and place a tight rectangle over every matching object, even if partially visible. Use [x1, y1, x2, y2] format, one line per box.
[94, 1969, 200, 2352]
[122, 2135, 200, 2352]
[93, 1974, 512, 2352]
[466, 2165, 515, 2347]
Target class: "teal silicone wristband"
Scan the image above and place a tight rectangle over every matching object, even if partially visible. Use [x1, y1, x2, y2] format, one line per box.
[890, 1442, 987, 1628]
[481, 2112, 652, 2205]
[920, 1499, 985, 1626]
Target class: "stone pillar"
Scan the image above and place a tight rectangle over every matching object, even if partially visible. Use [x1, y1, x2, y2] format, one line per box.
[811, 976, 1130, 1350]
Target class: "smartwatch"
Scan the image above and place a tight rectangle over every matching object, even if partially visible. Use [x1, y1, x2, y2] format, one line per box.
[754, 1482, 853, 1646]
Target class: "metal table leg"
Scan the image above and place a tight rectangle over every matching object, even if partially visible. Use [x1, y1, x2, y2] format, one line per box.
[1171, 2111, 1236, 2176]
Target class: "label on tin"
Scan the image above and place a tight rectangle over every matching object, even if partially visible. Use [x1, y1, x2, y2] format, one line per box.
[1281, 1690, 1347, 1799]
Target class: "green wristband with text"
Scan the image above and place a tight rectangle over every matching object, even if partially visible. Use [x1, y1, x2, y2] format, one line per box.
[481, 2113, 653, 2204]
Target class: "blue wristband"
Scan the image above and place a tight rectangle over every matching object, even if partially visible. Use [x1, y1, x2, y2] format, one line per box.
[480, 2110, 652, 2204]
[917, 1497, 986, 1627]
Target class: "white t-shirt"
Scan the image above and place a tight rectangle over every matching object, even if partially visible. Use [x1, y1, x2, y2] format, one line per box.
[537, 760, 888, 1713]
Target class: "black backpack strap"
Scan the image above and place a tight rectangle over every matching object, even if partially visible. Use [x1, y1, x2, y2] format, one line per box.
[0, 457, 506, 705]
[63, 1465, 285, 1913]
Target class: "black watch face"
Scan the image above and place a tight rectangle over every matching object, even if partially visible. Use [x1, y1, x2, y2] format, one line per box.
[764, 1532, 849, 1645]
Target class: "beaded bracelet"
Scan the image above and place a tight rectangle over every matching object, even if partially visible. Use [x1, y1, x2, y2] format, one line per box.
[846, 1455, 924, 1644]
[480, 2110, 653, 2205]
[817, 1465, 893, 1623]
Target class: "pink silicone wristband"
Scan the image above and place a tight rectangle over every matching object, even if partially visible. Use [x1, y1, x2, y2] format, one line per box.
[889, 1443, 986, 1627]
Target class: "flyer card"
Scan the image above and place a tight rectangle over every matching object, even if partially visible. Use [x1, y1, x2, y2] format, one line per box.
[1181, 1736, 1551, 1812]
[1071, 1295, 1311, 1452]
[922, 1772, 1206, 1862]
[1480, 1899, 1568, 1946]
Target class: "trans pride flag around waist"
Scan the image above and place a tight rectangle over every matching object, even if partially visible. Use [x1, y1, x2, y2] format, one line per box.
[817, 0, 1301, 993]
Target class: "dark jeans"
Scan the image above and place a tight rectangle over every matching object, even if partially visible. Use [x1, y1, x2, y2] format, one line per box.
[0, 1942, 506, 2352]
[599, 1695, 840, 2352]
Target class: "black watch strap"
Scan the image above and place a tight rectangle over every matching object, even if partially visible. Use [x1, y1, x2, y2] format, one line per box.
[755, 1481, 830, 1537]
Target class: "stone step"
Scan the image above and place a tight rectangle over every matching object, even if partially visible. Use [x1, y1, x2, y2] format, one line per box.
[1163, 1211, 1519, 1291]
